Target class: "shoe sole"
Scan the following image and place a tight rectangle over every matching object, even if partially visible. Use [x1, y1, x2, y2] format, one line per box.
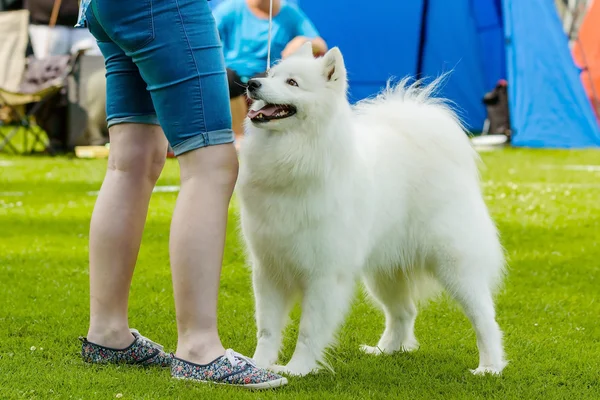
[173, 376, 288, 390]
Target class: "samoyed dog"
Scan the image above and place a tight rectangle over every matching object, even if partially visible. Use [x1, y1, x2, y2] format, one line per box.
[236, 42, 507, 377]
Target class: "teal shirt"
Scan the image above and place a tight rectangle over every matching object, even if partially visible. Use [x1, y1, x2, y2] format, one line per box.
[213, 0, 320, 79]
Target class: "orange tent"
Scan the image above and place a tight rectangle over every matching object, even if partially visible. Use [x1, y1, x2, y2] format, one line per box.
[573, 0, 600, 119]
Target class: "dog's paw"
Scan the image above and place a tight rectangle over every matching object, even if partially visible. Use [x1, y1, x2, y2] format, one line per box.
[360, 344, 387, 355]
[252, 344, 280, 368]
[268, 363, 317, 377]
[360, 340, 419, 355]
[470, 366, 503, 376]
[252, 353, 277, 369]
[400, 338, 420, 353]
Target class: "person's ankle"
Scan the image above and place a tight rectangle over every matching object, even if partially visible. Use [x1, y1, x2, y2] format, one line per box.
[176, 331, 225, 364]
[86, 324, 135, 349]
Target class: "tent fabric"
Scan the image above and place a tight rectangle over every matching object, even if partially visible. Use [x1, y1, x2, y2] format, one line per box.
[572, 0, 600, 121]
[420, 0, 489, 130]
[296, 0, 600, 148]
[504, 0, 600, 148]
[298, 1, 423, 105]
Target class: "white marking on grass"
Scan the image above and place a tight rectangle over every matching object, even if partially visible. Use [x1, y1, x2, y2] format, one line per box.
[484, 181, 600, 189]
[475, 146, 505, 153]
[152, 185, 180, 193]
[0, 191, 24, 196]
[0, 160, 14, 167]
[541, 164, 600, 172]
[87, 185, 180, 196]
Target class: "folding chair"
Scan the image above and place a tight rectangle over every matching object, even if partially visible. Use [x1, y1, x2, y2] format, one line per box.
[0, 9, 65, 154]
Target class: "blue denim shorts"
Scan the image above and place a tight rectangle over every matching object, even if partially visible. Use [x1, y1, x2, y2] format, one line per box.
[80, 0, 234, 156]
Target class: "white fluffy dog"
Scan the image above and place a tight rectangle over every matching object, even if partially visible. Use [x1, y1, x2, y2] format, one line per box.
[236, 42, 507, 377]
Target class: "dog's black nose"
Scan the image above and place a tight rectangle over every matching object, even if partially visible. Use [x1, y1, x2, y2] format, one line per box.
[247, 79, 261, 92]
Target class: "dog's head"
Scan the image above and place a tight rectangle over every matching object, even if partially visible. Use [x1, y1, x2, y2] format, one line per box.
[246, 42, 347, 131]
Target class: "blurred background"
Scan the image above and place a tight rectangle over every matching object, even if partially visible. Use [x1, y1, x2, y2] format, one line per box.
[1, 2, 599, 398]
[1, 0, 599, 155]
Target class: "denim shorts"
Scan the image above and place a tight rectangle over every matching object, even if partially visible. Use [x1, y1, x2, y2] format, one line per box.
[80, 0, 234, 156]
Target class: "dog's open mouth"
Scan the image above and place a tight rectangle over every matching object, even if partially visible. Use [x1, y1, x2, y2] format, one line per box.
[248, 104, 297, 122]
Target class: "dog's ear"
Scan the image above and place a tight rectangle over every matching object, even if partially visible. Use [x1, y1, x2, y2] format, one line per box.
[291, 41, 314, 58]
[322, 47, 347, 91]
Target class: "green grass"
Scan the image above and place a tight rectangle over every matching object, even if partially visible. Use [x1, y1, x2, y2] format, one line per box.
[1, 148, 599, 399]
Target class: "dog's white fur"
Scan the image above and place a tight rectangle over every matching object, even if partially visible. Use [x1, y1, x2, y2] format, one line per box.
[237, 42, 507, 377]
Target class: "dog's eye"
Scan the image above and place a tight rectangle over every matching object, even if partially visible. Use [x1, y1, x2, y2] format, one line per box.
[286, 78, 298, 87]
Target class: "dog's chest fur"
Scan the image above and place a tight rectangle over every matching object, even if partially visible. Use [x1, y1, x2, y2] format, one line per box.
[237, 133, 372, 278]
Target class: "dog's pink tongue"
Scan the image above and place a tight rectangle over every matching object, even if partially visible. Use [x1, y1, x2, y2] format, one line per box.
[248, 104, 281, 118]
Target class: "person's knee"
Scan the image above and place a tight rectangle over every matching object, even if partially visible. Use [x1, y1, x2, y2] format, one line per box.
[107, 124, 168, 183]
[178, 143, 239, 189]
[108, 144, 167, 183]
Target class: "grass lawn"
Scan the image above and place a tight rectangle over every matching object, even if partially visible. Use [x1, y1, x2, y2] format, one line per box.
[1, 148, 599, 399]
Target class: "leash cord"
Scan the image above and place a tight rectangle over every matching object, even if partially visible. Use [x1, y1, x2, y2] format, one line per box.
[266, 0, 274, 71]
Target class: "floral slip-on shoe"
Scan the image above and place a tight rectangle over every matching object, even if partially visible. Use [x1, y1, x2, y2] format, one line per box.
[79, 328, 172, 367]
[171, 348, 288, 390]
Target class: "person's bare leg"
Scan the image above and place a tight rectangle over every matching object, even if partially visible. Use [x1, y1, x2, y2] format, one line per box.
[87, 124, 168, 348]
[230, 96, 248, 148]
[171, 142, 239, 364]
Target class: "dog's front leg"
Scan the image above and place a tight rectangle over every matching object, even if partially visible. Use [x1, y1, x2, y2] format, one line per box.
[252, 265, 293, 368]
[274, 274, 355, 376]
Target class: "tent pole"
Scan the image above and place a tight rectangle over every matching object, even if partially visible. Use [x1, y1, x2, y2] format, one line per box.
[415, 0, 429, 81]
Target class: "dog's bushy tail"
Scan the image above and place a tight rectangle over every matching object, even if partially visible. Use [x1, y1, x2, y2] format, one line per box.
[354, 72, 469, 135]
[359, 72, 451, 104]
[383, 74, 450, 104]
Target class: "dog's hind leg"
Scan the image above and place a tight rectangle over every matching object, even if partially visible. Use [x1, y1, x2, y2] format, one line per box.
[252, 265, 295, 368]
[360, 269, 419, 355]
[272, 273, 355, 376]
[433, 247, 507, 375]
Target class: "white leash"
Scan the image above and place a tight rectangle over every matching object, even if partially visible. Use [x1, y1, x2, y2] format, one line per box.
[266, 0, 274, 71]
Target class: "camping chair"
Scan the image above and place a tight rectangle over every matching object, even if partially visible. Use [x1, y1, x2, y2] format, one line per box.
[0, 9, 66, 154]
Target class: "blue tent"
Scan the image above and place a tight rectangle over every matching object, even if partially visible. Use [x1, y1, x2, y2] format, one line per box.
[293, 0, 600, 148]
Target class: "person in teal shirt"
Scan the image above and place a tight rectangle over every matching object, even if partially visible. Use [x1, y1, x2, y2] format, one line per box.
[213, 0, 327, 143]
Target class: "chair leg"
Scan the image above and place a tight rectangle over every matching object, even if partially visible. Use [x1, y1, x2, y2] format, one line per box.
[0, 122, 49, 154]
[0, 125, 21, 154]
[1, 91, 58, 155]
[1, 103, 31, 154]
[29, 127, 49, 153]
[25, 94, 56, 153]
[24, 123, 28, 153]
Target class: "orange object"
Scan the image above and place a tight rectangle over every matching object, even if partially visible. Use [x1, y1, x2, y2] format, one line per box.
[573, 0, 600, 119]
